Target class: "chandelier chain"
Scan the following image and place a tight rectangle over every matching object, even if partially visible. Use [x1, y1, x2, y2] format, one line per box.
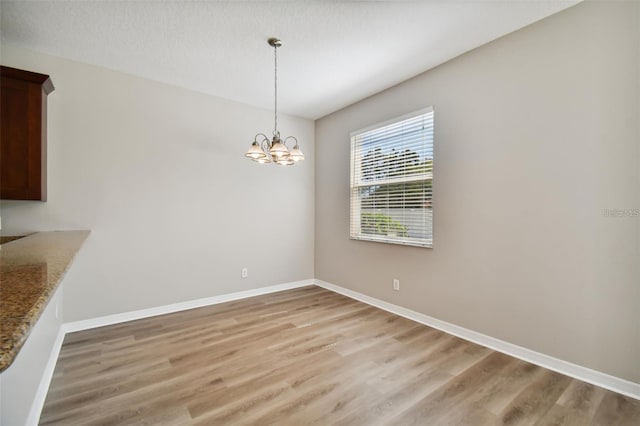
[274, 42, 278, 136]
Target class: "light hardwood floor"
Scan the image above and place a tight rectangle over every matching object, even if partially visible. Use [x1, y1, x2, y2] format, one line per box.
[41, 286, 640, 425]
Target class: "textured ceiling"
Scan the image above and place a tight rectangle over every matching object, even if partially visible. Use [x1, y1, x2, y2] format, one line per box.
[0, 1, 579, 119]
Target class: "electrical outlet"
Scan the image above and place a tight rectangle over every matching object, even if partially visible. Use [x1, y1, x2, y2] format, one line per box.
[393, 279, 400, 291]
[241, 268, 248, 279]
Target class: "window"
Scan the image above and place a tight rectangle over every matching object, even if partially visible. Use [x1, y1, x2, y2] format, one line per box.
[350, 107, 433, 248]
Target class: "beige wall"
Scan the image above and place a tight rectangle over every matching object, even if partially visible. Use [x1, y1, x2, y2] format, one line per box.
[315, 1, 639, 383]
[0, 45, 315, 321]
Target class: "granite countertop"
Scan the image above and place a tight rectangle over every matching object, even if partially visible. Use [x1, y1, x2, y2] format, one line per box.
[0, 231, 89, 372]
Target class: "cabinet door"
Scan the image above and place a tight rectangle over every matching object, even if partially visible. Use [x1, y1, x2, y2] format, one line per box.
[1, 77, 46, 200]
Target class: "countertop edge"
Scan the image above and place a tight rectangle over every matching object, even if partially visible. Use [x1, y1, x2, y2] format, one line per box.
[0, 230, 90, 373]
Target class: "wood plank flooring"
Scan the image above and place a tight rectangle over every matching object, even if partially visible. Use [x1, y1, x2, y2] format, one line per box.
[40, 286, 640, 425]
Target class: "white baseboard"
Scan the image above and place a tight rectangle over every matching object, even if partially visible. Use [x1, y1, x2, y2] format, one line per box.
[314, 279, 640, 400]
[63, 280, 314, 333]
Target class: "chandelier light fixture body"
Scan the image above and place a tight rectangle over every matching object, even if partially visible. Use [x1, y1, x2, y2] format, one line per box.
[245, 38, 304, 166]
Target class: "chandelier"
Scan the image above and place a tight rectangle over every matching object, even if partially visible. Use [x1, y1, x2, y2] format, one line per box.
[245, 38, 305, 166]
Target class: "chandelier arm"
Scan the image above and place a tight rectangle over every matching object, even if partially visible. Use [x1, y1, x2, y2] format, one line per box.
[261, 135, 273, 150]
[282, 136, 298, 148]
[253, 133, 272, 152]
[254, 133, 270, 143]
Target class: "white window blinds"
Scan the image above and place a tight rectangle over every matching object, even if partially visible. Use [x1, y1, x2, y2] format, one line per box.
[350, 107, 434, 248]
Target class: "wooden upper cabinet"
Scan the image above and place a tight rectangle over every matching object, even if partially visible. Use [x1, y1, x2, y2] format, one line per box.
[1, 66, 54, 201]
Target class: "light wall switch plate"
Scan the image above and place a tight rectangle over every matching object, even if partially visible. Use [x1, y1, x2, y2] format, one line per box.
[393, 279, 400, 291]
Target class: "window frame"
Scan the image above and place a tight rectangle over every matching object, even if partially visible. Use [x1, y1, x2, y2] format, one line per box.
[349, 106, 434, 248]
